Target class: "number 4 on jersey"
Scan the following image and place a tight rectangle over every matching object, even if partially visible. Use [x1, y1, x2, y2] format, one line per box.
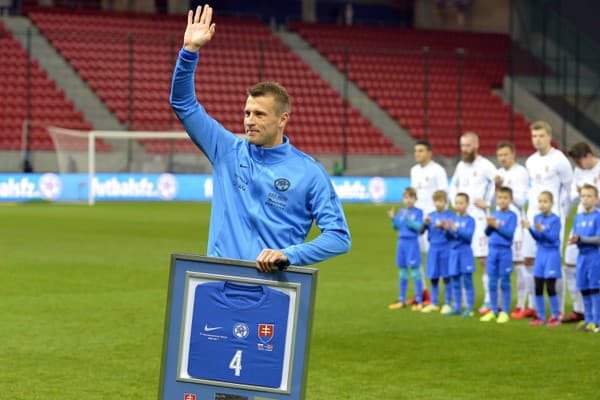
[229, 350, 243, 376]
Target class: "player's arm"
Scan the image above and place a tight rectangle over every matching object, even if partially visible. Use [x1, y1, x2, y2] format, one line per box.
[436, 164, 449, 193]
[448, 167, 459, 208]
[481, 161, 497, 207]
[557, 156, 574, 216]
[512, 168, 529, 210]
[169, 5, 237, 163]
[280, 167, 351, 266]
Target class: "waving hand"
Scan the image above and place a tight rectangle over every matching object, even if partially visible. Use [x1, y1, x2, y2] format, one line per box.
[184, 4, 216, 52]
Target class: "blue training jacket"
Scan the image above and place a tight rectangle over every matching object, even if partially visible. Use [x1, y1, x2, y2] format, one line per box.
[484, 209, 517, 248]
[169, 48, 351, 266]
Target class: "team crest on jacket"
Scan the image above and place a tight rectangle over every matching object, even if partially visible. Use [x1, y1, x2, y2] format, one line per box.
[233, 323, 249, 339]
[258, 323, 274, 343]
[274, 178, 290, 192]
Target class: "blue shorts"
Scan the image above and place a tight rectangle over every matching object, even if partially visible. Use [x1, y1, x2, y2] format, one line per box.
[426, 244, 449, 279]
[448, 246, 475, 276]
[487, 246, 513, 276]
[396, 239, 421, 268]
[576, 251, 600, 291]
[533, 247, 562, 279]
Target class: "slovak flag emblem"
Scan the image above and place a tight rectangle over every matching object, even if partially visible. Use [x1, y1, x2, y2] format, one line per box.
[258, 324, 274, 343]
[183, 394, 196, 400]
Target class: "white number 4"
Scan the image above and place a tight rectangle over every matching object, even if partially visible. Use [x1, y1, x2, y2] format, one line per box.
[229, 350, 243, 376]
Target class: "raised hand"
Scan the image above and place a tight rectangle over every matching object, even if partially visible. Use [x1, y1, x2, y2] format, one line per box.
[521, 219, 531, 229]
[449, 219, 457, 232]
[486, 216, 497, 228]
[424, 216, 432, 225]
[386, 207, 396, 219]
[184, 4, 216, 52]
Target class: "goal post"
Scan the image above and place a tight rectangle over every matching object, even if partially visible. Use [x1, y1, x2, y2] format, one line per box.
[47, 126, 200, 205]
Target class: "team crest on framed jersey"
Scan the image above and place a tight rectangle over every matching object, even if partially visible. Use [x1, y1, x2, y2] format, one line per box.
[159, 254, 318, 400]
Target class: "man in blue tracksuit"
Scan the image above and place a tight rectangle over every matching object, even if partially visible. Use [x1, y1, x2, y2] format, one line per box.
[169, 5, 351, 271]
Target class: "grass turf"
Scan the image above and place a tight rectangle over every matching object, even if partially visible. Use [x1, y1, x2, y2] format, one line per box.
[0, 202, 598, 399]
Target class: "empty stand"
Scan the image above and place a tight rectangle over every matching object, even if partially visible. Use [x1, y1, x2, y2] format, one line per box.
[27, 8, 403, 156]
[0, 20, 108, 152]
[291, 22, 536, 156]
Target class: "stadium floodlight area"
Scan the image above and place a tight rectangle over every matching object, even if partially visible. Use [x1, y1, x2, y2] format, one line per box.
[48, 126, 208, 205]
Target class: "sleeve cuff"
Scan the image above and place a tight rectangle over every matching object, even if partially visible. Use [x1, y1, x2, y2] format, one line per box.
[180, 47, 199, 61]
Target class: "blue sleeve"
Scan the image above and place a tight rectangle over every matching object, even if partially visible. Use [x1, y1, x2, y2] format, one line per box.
[169, 48, 238, 164]
[484, 225, 494, 237]
[281, 166, 351, 266]
[496, 213, 516, 241]
[529, 227, 541, 242]
[456, 218, 475, 243]
[539, 216, 561, 243]
[391, 216, 399, 230]
[405, 209, 423, 232]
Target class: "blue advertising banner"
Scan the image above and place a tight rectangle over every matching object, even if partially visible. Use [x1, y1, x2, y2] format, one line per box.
[0, 173, 410, 203]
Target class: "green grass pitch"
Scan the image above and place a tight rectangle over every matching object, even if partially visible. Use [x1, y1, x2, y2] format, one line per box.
[1, 202, 598, 399]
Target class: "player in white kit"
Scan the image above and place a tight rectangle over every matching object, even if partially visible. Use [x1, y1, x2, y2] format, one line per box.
[449, 132, 497, 313]
[494, 142, 535, 318]
[523, 121, 573, 318]
[561, 142, 600, 323]
[410, 140, 449, 305]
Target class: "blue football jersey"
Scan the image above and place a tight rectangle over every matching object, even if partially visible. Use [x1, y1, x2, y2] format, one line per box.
[187, 281, 290, 388]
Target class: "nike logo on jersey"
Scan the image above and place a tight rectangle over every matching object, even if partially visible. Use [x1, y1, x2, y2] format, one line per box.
[204, 324, 223, 332]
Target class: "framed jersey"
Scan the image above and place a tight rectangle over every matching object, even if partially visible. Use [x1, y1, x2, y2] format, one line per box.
[159, 254, 318, 400]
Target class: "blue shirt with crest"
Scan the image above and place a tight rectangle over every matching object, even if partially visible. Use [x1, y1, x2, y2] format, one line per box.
[446, 213, 475, 250]
[425, 210, 454, 246]
[391, 207, 423, 239]
[529, 213, 561, 250]
[573, 209, 600, 254]
[484, 209, 517, 248]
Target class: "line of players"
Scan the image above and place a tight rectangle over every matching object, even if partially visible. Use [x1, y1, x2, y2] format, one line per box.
[387, 120, 600, 330]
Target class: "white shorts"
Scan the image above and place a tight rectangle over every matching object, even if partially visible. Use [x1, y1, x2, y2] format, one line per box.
[471, 210, 488, 258]
[564, 228, 578, 265]
[512, 225, 524, 262]
[418, 232, 429, 253]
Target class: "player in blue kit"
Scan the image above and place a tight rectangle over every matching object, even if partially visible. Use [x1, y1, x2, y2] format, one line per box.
[523, 191, 562, 327]
[568, 184, 600, 332]
[421, 190, 454, 313]
[480, 187, 517, 323]
[387, 187, 424, 310]
[170, 5, 350, 271]
[187, 281, 289, 388]
[443, 193, 476, 317]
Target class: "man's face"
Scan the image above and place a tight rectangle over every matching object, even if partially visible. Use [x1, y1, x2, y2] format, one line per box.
[414, 144, 431, 165]
[531, 128, 552, 153]
[460, 136, 477, 163]
[244, 95, 288, 147]
[496, 146, 515, 169]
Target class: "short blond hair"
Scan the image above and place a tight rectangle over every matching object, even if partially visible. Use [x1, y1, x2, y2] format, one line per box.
[432, 190, 447, 202]
[530, 120, 552, 135]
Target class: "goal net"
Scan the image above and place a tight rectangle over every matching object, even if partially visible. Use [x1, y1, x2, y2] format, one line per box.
[47, 126, 210, 205]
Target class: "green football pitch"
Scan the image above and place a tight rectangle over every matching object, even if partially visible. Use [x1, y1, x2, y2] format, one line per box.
[1, 202, 598, 399]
